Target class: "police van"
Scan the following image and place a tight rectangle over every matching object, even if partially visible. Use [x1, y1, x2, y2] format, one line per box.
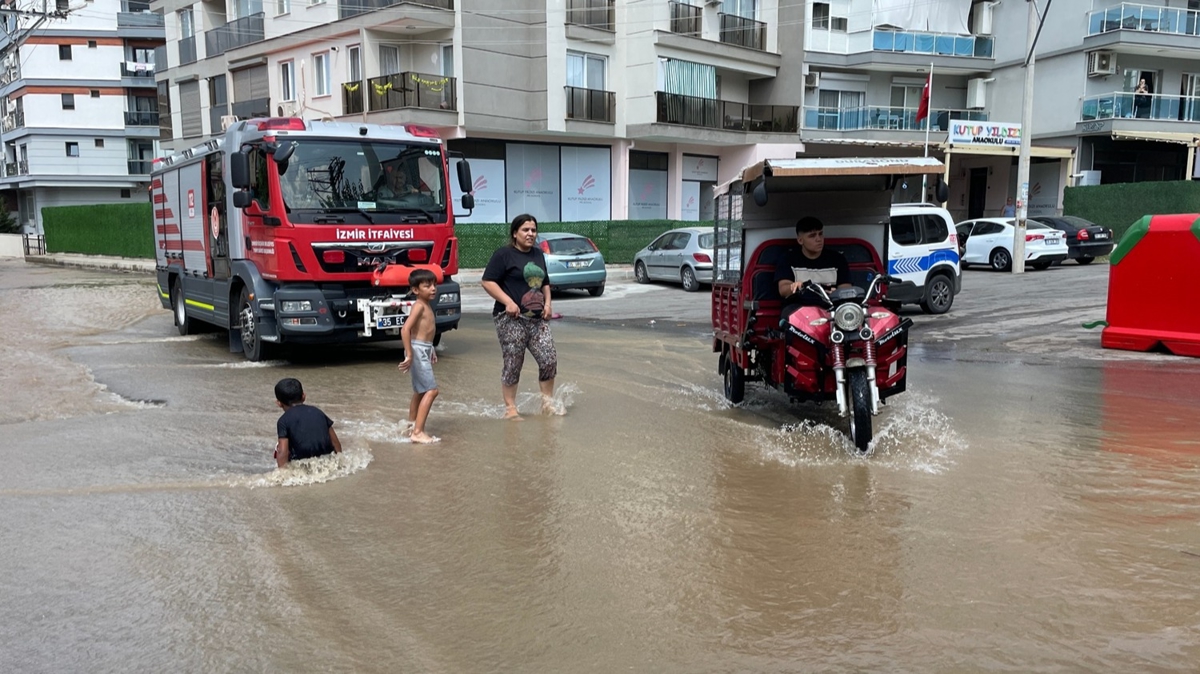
[883, 202, 962, 315]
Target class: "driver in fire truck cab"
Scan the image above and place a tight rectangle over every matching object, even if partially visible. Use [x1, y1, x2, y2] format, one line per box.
[377, 162, 430, 200]
[774, 216, 851, 316]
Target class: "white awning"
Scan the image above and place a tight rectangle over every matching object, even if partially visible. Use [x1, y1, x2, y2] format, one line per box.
[1109, 130, 1200, 146]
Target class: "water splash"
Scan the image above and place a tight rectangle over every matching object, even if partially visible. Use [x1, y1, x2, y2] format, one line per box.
[233, 447, 373, 488]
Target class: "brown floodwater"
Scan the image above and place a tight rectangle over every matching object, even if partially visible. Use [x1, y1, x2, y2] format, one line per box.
[2, 260, 1199, 672]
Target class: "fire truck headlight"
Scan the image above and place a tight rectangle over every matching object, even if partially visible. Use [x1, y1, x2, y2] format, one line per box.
[437, 292, 459, 304]
[281, 300, 312, 313]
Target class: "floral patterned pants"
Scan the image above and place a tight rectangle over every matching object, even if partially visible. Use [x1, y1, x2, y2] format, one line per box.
[494, 313, 558, 386]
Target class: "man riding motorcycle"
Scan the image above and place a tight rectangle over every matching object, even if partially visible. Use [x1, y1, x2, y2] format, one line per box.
[774, 217, 852, 314]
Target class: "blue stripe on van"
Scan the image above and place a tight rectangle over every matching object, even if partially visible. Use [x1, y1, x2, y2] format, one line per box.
[887, 248, 959, 275]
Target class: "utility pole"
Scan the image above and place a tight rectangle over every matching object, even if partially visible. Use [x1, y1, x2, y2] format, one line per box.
[1012, 0, 1037, 274]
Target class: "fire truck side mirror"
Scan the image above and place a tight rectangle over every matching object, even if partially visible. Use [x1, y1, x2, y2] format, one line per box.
[461, 194, 475, 211]
[272, 141, 297, 164]
[456, 159, 473, 193]
[232, 191, 253, 209]
[230, 151, 251, 189]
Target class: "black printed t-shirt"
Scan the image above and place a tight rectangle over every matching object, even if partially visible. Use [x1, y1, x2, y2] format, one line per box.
[773, 248, 851, 307]
[482, 246, 550, 318]
[276, 404, 335, 460]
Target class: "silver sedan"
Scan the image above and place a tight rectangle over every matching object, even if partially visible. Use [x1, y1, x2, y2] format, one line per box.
[633, 226, 715, 292]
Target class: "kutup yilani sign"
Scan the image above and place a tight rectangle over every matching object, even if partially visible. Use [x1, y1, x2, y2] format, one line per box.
[949, 121, 1022, 147]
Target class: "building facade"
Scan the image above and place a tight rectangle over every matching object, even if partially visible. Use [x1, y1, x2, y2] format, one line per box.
[151, 0, 805, 223]
[0, 0, 165, 233]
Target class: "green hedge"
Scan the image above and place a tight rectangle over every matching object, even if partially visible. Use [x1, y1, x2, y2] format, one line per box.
[1063, 181, 1200, 241]
[455, 220, 708, 268]
[43, 203, 155, 258]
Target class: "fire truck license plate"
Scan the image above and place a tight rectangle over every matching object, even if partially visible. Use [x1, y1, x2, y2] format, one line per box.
[376, 315, 406, 329]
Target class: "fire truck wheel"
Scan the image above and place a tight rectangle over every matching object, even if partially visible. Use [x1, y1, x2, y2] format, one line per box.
[238, 288, 271, 362]
[172, 278, 192, 336]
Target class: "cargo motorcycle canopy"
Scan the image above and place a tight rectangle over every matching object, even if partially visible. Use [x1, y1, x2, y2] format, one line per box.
[717, 156, 946, 197]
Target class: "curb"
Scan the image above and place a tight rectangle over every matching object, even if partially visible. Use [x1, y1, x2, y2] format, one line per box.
[25, 255, 155, 275]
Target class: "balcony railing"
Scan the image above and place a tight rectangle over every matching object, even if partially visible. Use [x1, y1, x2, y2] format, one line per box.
[1081, 91, 1200, 122]
[803, 106, 987, 132]
[128, 160, 153, 175]
[120, 62, 156, 79]
[125, 110, 160, 126]
[566, 0, 614, 31]
[366, 72, 457, 112]
[565, 85, 615, 123]
[4, 160, 28, 176]
[0, 64, 19, 86]
[656, 91, 798, 132]
[3, 109, 24, 132]
[340, 0, 453, 21]
[205, 13, 265, 57]
[232, 97, 270, 120]
[179, 36, 197, 66]
[343, 82, 365, 115]
[719, 12, 766, 50]
[872, 29, 994, 58]
[669, 1, 701, 36]
[1088, 3, 1200, 37]
[118, 0, 164, 29]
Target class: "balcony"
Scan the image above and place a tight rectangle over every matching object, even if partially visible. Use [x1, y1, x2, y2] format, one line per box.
[128, 160, 153, 175]
[1, 64, 21, 86]
[1088, 3, 1200, 37]
[366, 72, 456, 112]
[3, 109, 24, 132]
[669, 1, 701, 36]
[205, 13, 265, 57]
[121, 62, 156, 78]
[4, 160, 28, 176]
[117, 0, 164, 28]
[565, 86, 615, 123]
[566, 0, 613, 31]
[655, 91, 797, 132]
[232, 97, 270, 120]
[1081, 91, 1200, 122]
[179, 36, 196, 66]
[340, 0, 453, 21]
[872, 29, 994, 58]
[125, 110, 160, 126]
[803, 106, 987, 132]
[719, 13, 766, 51]
[343, 82, 365, 116]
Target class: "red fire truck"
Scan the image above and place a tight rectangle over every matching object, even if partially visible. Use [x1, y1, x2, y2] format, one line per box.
[152, 117, 474, 360]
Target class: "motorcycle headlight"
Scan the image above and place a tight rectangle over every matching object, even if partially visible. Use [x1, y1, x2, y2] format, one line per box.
[280, 300, 312, 313]
[438, 292, 459, 304]
[833, 303, 865, 331]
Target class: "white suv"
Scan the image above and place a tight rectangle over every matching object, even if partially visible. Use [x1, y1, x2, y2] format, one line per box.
[884, 203, 962, 314]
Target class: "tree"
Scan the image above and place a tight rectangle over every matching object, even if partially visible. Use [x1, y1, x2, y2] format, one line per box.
[0, 208, 18, 234]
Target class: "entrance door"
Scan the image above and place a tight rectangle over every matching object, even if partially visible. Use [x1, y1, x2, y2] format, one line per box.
[1181, 73, 1200, 121]
[968, 167, 988, 220]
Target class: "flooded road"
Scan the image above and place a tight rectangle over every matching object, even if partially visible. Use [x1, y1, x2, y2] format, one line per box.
[3, 260, 1199, 672]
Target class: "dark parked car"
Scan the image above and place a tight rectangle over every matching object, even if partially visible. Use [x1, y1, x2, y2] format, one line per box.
[1032, 215, 1114, 265]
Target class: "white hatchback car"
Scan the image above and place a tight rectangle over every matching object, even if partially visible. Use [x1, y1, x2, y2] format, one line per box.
[955, 218, 1069, 271]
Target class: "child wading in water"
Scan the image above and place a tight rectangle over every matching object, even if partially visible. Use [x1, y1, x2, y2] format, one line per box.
[274, 377, 343, 468]
[398, 269, 441, 443]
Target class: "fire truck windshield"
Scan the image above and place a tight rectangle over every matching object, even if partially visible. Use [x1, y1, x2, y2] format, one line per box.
[278, 139, 447, 221]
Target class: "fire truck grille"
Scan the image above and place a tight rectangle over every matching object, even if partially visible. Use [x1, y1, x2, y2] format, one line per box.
[313, 243, 437, 274]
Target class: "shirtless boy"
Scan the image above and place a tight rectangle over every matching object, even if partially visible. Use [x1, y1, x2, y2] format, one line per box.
[398, 269, 440, 443]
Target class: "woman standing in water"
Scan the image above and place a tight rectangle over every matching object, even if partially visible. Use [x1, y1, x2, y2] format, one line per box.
[481, 214, 559, 419]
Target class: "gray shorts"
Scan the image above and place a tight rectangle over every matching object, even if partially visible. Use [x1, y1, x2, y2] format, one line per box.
[410, 340, 437, 393]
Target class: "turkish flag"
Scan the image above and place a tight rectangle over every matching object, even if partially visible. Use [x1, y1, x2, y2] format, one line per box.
[915, 72, 931, 124]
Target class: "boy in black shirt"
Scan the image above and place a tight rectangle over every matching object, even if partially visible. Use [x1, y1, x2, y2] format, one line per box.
[774, 216, 851, 310]
[274, 377, 342, 468]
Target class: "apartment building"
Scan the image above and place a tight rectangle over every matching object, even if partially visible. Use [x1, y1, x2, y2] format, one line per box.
[151, 0, 805, 222]
[0, 0, 165, 233]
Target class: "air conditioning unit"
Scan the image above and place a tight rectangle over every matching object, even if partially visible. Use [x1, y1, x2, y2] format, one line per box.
[972, 1, 995, 36]
[277, 101, 299, 117]
[966, 77, 988, 109]
[220, 115, 238, 131]
[1087, 51, 1117, 77]
[804, 72, 820, 89]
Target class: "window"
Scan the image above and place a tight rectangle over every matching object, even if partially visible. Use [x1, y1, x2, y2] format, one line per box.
[178, 8, 194, 38]
[276, 0, 289, 14]
[891, 215, 921, 245]
[812, 2, 829, 29]
[630, 150, 669, 171]
[120, 189, 132, 198]
[94, 138, 104, 148]
[313, 52, 329, 96]
[379, 45, 400, 76]
[348, 45, 361, 83]
[921, 214, 949, 243]
[87, 40, 97, 48]
[59, 44, 72, 60]
[725, 0, 756, 19]
[250, 149, 270, 209]
[65, 142, 79, 157]
[890, 84, 923, 109]
[61, 93, 75, 110]
[280, 61, 295, 101]
[90, 89, 100, 98]
[441, 44, 454, 77]
[566, 52, 606, 90]
[892, 214, 951, 245]
[831, 16, 847, 31]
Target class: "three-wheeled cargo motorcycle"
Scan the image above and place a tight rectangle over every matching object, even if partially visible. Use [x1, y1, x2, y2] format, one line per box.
[710, 157, 949, 453]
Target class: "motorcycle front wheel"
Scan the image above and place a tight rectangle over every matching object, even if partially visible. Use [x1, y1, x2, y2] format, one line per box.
[847, 369, 872, 454]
